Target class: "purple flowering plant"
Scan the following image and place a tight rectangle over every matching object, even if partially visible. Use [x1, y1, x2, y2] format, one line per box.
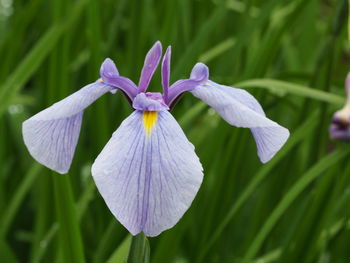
[22, 41, 289, 237]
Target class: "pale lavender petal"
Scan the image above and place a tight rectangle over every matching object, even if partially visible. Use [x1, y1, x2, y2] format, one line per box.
[191, 81, 289, 163]
[138, 41, 163, 93]
[100, 58, 138, 100]
[162, 46, 171, 104]
[167, 63, 208, 106]
[92, 110, 203, 237]
[22, 81, 114, 174]
[132, 93, 169, 111]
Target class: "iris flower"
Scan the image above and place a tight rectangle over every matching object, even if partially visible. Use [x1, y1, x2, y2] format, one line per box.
[22, 41, 289, 236]
[330, 73, 350, 141]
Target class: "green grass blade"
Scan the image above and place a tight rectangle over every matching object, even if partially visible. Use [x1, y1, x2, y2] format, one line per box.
[0, 239, 18, 263]
[242, 146, 350, 262]
[53, 175, 86, 263]
[0, 0, 91, 117]
[172, 2, 227, 78]
[195, 112, 318, 262]
[199, 37, 236, 63]
[235, 78, 344, 105]
[106, 235, 132, 263]
[0, 163, 41, 238]
[32, 178, 95, 263]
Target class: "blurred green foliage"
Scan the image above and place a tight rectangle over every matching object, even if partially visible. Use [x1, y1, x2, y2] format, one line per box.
[1, 0, 350, 262]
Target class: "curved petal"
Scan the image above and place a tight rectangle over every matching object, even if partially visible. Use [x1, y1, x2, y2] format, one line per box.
[92, 110, 203, 236]
[191, 81, 289, 163]
[138, 41, 163, 93]
[22, 81, 114, 174]
[100, 58, 138, 99]
[167, 63, 209, 107]
[100, 58, 119, 77]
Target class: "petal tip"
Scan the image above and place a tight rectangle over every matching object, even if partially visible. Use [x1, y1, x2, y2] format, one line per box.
[150, 41, 162, 57]
[165, 45, 171, 53]
[154, 40, 162, 49]
[190, 63, 209, 81]
[100, 58, 119, 78]
[258, 126, 290, 163]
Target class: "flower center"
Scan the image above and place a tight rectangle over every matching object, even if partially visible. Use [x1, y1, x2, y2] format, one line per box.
[132, 92, 169, 111]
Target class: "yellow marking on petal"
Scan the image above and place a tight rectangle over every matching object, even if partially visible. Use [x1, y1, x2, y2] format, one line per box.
[99, 79, 104, 82]
[204, 82, 210, 86]
[143, 111, 158, 137]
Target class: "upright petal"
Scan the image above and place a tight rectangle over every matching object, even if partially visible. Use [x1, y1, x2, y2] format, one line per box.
[167, 63, 208, 107]
[138, 41, 163, 93]
[161, 46, 171, 104]
[92, 110, 203, 236]
[191, 81, 289, 163]
[23, 81, 114, 174]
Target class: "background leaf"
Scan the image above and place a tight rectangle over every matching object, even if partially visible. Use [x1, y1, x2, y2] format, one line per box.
[1, 0, 350, 262]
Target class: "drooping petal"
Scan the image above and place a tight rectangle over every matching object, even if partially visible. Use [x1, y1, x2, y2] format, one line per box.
[100, 58, 138, 100]
[92, 110, 203, 237]
[138, 41, 163, 93]
[23, 81, 115, 174]
[161, 46, 171, 104]
[167, 63, 208, 107]
[191, 81, 289, 163]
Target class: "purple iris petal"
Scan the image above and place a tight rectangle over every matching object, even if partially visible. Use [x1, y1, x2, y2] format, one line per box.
[191, 80, 289, 163]
[167, 63, 209, 107]
[138, 41, 163, 93]
[161, 46, 171, 104]
[133, 92, 169, 111]
[100, 58, 138, 100]
[329, 121, 350, 141]
[329, 73, 350, 141]
[190, 62, 209, 80]
[22, 81, 115, 173]
[330, 104, 350, 140]
[100, 58, 119, 77]
[92, 110, 203, 236]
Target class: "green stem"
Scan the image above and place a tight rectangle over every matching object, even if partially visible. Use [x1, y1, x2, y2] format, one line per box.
[127, 233, 150, 263]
